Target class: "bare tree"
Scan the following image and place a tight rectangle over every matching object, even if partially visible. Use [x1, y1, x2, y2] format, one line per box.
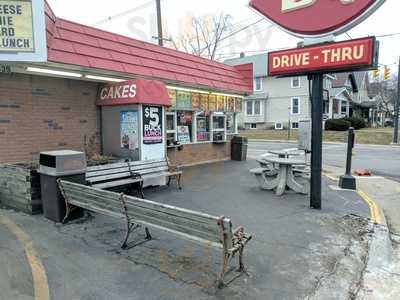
[370, 77, 398, 119]
[167, 13, 232, 60]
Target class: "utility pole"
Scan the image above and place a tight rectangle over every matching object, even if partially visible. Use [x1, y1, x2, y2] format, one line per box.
[393, 57, 400, 144]
[155, 0, 163, 46]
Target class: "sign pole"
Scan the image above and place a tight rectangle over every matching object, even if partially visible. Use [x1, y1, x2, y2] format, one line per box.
[393, 57, 400, 144]
[310, 73, 324, 209]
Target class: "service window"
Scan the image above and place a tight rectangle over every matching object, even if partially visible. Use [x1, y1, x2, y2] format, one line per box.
[176, 111, 193, 144]
[166, 112, 177, 146]
[196, 112, 211, 142]
[212, 113, 226, 142]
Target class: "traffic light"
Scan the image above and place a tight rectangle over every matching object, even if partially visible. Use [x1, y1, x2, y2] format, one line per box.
[384, 67, 391, 81]
[372, 68, 380, 78]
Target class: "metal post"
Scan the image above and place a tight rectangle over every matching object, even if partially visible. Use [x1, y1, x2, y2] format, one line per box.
[310, 74, 323, 209]
[393, 57, 400, 144]
[156, 0, 163, 46]
[339, 128, 356, 190]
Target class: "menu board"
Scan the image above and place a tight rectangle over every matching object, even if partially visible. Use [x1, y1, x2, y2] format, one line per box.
[120, 111, 139, 150]
[177, 91, 192, 110]
[235, 98, 242, 113]
[227, 97, 235, 112]
[200, 94, 209, 111]
[168, 89, 177, 108]
[217, 95, 225, 111]
[191, 93, 200, 110]
[208, 95, 217, 111]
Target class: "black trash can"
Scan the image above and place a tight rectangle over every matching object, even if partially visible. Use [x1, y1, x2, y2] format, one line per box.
[39, 150, 87, 223]
[231, 136, 248, 161]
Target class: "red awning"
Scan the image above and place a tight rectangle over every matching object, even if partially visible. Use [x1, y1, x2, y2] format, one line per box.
[96, 79, 171, 107]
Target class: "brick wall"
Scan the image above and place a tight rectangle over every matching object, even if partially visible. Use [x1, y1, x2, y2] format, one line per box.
[167, 142, 231, 166]
[0, 73, 101, 163]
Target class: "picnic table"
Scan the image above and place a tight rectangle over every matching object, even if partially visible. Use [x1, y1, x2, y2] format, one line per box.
[268, 149, 302, 158]
[251, 157, 309, 196]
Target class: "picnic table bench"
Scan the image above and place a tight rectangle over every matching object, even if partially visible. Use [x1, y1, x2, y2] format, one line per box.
[251, 157, 309, 196]
[57, 179, 252, 287]
[86, 159, 182, 198]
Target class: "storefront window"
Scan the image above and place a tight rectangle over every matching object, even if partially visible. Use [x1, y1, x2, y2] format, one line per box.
[196, 112, 211, 142]
[212, 113, 226, 142]
[166, 112, 176, 146]
[176, 111, 192, 144]
[226, 113, 235, 134]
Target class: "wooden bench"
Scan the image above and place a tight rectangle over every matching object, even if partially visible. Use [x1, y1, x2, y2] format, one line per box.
[57, 180, 252, 287]
[86, 159, 182, 198]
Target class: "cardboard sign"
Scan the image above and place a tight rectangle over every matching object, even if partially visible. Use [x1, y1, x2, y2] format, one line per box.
[268, 37, 377, 76]
[249, 0, 385, 37]
[143, 105, 163, 145]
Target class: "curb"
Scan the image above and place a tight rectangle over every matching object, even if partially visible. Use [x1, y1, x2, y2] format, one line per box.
[247, 139, 398, 148]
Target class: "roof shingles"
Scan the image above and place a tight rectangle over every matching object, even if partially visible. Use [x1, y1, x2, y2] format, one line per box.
[44, 3, 252, 94]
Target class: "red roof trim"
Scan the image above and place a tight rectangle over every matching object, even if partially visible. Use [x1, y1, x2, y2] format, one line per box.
[44, 2, 252, 94]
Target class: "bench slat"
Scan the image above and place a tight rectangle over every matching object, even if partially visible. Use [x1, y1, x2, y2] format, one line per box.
[86, 161, 169, 180]
[87, 159, 166, 172]
[92, 178, 142, 190]
[64, 185, 221, 236]
[60, 181, 230, 245]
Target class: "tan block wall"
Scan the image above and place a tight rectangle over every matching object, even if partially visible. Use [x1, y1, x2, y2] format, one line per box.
[167, 142, 231, 166]
[0, 73, 101, 163]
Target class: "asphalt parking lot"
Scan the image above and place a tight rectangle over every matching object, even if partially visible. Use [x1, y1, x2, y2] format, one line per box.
[0, 160, 371, 300]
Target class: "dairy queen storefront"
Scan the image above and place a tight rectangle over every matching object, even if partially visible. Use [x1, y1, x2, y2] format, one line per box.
[0, 2, 253, 167]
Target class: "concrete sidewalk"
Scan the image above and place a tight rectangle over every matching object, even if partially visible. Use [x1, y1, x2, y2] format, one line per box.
[323, 165, 400, 299]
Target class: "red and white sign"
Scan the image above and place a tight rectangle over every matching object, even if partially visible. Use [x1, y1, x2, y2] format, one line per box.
[97, 79, 170, 107]
[268, 37, 377, 76]
[249, 0, 385, 36]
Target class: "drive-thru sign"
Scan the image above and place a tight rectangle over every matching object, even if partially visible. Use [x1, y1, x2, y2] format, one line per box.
[249, 0, 385, 209]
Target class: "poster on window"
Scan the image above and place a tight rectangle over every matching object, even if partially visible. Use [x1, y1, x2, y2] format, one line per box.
[191, 93, 200, 110]
[168, 89, 177, 108]
[143, 105, 163, 144]
[235, 98, 242, 113]
[209, 95, 217, 111]
[200, 94, 209, 111]
[120, 111, 139, 150]
[177, 91, 192, 110]
[177, 125, 191, 144]
[227, 97, 235, 112]
[217, 95, 225, 111]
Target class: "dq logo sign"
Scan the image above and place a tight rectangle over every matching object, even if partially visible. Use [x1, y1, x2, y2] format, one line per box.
[249, 0, 385, 36]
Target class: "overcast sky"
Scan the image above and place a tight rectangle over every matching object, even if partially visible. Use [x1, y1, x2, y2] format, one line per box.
[47, 0, 399, 72]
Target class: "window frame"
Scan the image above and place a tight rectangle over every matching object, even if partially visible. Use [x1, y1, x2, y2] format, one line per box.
[254, 77, 263, 92]
[246, 100, 253, 116]
[166, 111, 177, 145]
[291, 77, 301, 89]
[291, 97, 300, 115]
[246, 100, 262, 116]
[250, 123, 257, 129]
[291, 122, 299, 130]
[211, 112, 226, 142]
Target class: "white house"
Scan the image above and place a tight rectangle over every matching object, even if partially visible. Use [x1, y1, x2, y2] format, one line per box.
[225, 54, 369, 130]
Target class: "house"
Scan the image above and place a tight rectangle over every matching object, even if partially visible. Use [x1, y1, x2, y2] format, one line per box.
[225, 53, 335, 130]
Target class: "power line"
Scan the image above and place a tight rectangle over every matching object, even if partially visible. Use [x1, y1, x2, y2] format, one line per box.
[92, 1, 156, 26]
